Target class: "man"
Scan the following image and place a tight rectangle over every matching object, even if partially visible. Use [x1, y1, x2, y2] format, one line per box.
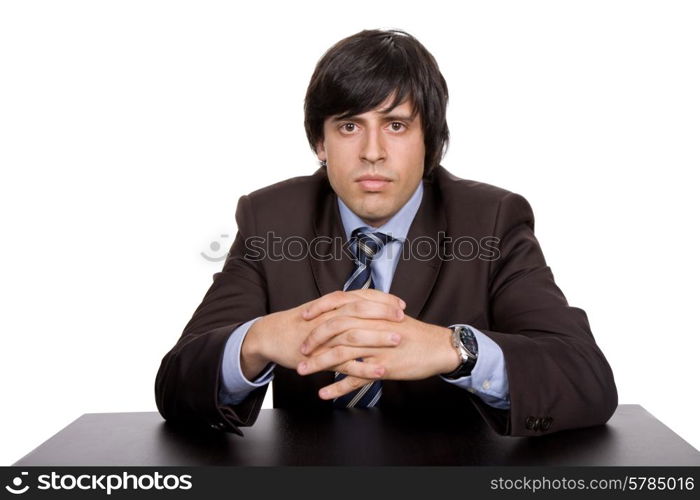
[155, 29, 617, 437]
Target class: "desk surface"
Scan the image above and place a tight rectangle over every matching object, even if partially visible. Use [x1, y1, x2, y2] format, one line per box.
[14, 405, 700, 466]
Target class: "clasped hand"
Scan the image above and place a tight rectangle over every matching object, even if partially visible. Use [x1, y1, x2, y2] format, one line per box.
[294, 289, 458, 401]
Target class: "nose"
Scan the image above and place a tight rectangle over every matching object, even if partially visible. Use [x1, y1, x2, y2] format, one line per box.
[360, 125, 386, 164]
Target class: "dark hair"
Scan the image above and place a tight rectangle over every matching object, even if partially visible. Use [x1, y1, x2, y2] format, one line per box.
[304, 29, 449, 177]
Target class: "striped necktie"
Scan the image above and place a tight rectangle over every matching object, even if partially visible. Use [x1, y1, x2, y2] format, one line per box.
[333, 227, 393, 408]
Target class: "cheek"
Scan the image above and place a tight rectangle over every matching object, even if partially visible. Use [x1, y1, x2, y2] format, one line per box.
[326, 168, 354, 197]
[393, 136, 425, 165]
[398, 150, 425, 182]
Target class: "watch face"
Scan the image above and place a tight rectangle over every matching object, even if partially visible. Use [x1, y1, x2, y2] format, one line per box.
[459, 326, 478, 358]
[443, 326, 478, 379]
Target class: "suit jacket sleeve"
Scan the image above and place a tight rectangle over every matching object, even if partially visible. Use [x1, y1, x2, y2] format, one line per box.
[154, 194, 268, 435]
[469, 192, 618, 436]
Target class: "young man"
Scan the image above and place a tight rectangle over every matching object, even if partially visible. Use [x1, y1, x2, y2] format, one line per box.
[155, 29, 617, 436]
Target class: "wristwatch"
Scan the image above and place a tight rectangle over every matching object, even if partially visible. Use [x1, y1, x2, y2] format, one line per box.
[442, 325, 479, 379]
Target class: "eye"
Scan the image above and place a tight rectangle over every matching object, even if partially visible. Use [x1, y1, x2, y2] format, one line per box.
[389, 122, 405, 132]
[341, 123, 356, 133]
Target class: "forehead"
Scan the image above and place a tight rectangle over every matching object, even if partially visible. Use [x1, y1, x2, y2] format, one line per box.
[330, 97, 418, 122]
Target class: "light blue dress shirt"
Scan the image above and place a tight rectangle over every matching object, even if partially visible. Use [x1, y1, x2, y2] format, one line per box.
[219, 181, 510, 409]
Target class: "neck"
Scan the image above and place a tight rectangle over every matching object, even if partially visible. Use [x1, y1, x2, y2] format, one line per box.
[362, 218, 389, 228]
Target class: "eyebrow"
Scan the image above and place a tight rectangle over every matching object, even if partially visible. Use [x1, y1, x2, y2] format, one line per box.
[331, 113, 416, 123]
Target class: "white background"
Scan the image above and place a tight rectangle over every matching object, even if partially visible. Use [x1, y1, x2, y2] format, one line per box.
[1, 0, 698, 465]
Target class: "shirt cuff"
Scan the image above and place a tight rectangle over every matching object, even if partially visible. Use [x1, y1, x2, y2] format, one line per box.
[219, 317, 276, 405]
[440, 324, 511, 410]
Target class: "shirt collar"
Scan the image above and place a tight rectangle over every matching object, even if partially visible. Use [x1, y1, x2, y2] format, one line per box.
[337, 181, 424, 242]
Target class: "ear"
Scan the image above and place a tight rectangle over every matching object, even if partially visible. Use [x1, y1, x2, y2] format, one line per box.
[315, 140, 327, 162]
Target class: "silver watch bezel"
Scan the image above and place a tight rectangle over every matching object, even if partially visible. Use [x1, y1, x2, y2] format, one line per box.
[450, 326, 476, 362]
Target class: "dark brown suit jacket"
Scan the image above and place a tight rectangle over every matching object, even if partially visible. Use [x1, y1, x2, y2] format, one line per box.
[155, 165, 617, 437]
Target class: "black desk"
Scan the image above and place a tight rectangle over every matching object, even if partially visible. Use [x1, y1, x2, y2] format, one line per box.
[13, 405, 700, 466]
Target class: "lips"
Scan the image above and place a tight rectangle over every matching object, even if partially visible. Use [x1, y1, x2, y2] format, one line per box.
[356, 175, 392, 191]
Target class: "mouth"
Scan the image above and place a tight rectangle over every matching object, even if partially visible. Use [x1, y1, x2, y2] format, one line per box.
[355, 176, 392, 192]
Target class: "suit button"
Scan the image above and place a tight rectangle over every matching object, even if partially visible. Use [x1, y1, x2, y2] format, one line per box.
[541, 417, 553, 431]
[525, 416, 537, 430]
[534, 418, 544, 431]
[210, 422, 224, 430]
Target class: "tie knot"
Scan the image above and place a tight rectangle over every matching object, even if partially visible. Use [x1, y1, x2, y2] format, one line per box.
[351, 228, 393, 262]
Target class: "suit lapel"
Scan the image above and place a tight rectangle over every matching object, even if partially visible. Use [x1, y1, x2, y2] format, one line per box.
[389, 177, 446, 318]
[310, 171, 356, 297]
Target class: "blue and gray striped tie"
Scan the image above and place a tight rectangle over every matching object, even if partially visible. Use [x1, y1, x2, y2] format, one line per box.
[333, 227, 393, 408]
